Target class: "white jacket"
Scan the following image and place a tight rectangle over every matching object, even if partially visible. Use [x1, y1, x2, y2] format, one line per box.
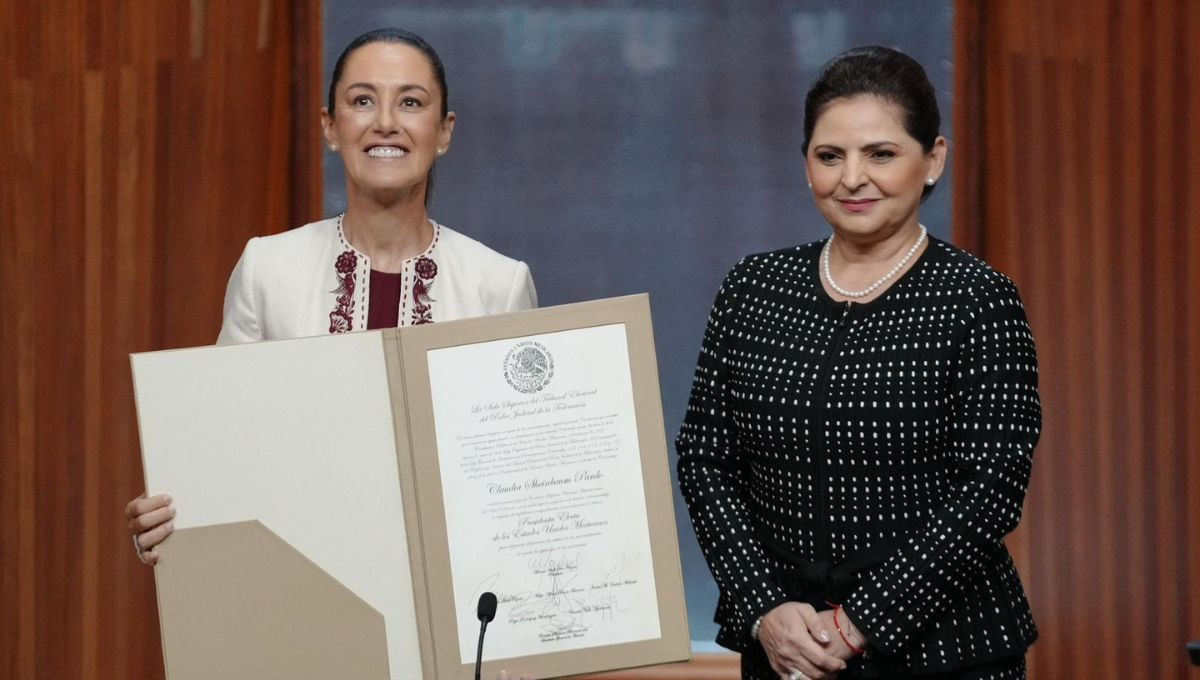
[217, 217, 536, 344]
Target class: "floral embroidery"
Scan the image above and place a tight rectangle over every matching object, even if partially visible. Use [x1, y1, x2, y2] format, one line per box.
[329, 249, 358, 333]
[411, 255, 438, 325]
[414, 256, 437, 280]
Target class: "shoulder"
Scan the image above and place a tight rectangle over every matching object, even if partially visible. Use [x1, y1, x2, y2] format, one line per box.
[431, 222, 535, 313]
[917, 237, 1029, 323]
[725, 241, 823, 285]
[233, 218, 341, 270]
[922, 237, 1022, 298]
[701, 241, 824, 316]
[435, 222, 529, 273]
[229, 218, 344, 298]
[247, 217, 341, 255]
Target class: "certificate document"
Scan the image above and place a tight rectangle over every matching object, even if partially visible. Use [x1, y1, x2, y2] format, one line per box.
[427, 323, 659, 661]
[133, 294, 689, 680]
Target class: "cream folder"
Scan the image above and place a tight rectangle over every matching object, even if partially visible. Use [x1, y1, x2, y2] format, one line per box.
[132, 294, 691, 680]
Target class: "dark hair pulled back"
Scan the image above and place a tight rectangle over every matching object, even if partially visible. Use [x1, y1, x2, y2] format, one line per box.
[327, 27, 449, 118]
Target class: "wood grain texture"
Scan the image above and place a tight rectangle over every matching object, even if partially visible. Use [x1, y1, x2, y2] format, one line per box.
[574, 654, 741, 680]
[0, 1, 320, 678]
[954, 1, 1200, 678]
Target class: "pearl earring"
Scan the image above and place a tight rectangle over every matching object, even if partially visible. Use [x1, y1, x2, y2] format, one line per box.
[436, 147, 446, 156]
[926, 177, 935, 186]
[330, 144, 338, 152]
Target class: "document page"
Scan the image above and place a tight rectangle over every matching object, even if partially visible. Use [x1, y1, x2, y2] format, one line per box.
[425, 323, 661, 662]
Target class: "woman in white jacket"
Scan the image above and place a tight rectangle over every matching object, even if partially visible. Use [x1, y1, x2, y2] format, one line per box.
[126, 27, 536, 563]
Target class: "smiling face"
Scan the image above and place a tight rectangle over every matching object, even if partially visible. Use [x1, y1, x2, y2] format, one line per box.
[805, 94, 945, 244]
[321, 41, 455, 206]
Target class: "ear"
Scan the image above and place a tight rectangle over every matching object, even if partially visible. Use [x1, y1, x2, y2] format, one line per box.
[926, 135, 948, 184]
[438, 111, 457, 152]
[320, 107, 336, 149]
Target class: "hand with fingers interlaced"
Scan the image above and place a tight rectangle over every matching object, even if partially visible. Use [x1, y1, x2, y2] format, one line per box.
[756, 602, 849, 680]
[125, 493, 175, 566]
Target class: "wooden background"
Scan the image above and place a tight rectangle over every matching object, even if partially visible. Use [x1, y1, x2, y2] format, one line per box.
[0, 1, 321, 678]
[2, 0, 1198, 678]
[954, 1, 1200, 678]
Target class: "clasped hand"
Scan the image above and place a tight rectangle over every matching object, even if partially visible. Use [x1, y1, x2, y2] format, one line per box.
[758, 602, 859, 680]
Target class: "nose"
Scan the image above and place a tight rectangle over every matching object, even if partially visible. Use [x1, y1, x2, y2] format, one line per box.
[840, 157, 868, 191]
[374, 103, 398, 134]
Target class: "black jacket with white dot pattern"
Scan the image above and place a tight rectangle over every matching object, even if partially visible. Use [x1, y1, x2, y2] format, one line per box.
[677, 237, 1039, 674]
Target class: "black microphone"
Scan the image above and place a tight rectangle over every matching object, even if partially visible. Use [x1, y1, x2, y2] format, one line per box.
[474, 592, 498, 680]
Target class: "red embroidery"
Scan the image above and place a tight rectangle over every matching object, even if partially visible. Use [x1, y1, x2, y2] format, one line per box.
[329, 249, 358, 333]
[411, 256, 438, 325]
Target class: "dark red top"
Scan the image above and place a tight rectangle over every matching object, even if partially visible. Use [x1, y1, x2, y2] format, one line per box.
[366, 270, 403, 329]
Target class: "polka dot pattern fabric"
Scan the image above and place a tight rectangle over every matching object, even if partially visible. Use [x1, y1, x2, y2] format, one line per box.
[677, 237, 1040, 676]
[740, 643, 1028, 679]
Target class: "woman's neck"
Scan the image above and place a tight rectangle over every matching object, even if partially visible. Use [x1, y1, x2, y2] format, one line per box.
[341, 193, 434, 273]
[832, 221, 923, 264]
[822, 221, 928, 303]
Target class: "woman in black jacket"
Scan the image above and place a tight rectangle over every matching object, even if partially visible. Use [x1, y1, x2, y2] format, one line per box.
[677, 46, 1039, 680]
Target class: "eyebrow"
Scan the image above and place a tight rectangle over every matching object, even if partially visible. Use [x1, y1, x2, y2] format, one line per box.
[813, 141, 902, 152]
[344, 82, 431, 95]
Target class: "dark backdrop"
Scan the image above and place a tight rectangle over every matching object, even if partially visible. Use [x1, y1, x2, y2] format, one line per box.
[323, 0, 953, 648]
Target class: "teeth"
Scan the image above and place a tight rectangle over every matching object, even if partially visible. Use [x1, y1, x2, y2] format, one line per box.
[368, 147, 406, 158]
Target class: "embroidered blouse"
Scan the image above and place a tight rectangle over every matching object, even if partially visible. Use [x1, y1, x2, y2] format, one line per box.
[217, 216, 537, 344]
[676, 237, 1040, 674]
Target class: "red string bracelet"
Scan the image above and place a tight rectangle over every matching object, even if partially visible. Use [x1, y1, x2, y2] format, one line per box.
[829, 603, 866, 656]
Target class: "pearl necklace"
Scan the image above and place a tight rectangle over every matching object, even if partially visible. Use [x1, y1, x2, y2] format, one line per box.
[822, 224, 927, 299]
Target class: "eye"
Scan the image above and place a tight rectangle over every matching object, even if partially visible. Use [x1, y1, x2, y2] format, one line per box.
[816, 151, 841, 165]
[870, 149, 897, 161]
[400, 96, 424, 108]
[351, 94, 373, 107]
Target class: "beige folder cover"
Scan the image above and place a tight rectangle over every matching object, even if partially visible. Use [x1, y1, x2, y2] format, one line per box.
[134, 330, 417, 680]
[155, 521, 390, 679]
[133, 294, 689, 679]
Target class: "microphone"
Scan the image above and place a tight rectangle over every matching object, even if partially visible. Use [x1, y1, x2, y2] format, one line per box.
[474, 592, 498, 680]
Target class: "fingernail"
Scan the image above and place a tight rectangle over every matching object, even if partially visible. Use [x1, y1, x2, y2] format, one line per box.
[163, 494, 172, 503]
[820, 630, 830, 643]
[169, 505, 177, 516]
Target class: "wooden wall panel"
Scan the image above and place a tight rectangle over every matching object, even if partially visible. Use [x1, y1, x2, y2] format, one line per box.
[576, 654, 740, 679]
[954, 1, 1200, 678]
[0, 1, 321, 678]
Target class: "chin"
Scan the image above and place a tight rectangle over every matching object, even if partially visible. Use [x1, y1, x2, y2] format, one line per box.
[830, 220, 898, 240]
[359, 182, 426, 206]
